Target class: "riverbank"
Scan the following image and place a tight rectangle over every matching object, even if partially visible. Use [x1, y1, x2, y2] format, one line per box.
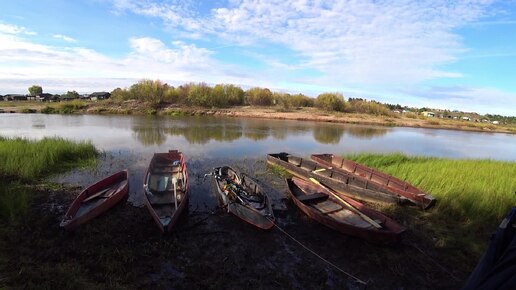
[1, 143, 515, 288]
[2, 100, 515, 134]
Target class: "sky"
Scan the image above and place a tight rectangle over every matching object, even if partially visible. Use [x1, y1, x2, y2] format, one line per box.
[1, 0, 516, 116]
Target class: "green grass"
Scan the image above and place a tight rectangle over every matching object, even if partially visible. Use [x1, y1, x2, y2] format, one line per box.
[0, 136, 98, 181]
[345, 153, 516, 255]
[346, 153, 516, 223]
[0, 136, 98, 225]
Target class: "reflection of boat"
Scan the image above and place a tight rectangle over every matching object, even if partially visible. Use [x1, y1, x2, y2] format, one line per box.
[60, 170, 129, 230]
[144, 150, 189, 233]
[286, 177, 405, 243]
[463, 207, 516, 290]
[211, 166, 275, 229]
[311, 154, 436, 209]
[267, 152, 407, 205]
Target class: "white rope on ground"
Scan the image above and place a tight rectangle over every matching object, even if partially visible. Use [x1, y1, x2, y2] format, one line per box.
[268, 217, 368, 286]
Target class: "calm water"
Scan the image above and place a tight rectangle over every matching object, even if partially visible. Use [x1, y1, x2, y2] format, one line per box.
[1, 113, 515, 206]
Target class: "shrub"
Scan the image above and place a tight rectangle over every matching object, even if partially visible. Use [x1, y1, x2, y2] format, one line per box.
[315, 93, 346, 111]
[347, 99, 392, 116]
[187, 83, 213, 107]
[246, 87, 273, 106]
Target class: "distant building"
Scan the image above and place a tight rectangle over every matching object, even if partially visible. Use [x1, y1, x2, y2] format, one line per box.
[492, 121, 499, 125]
[89, 92, 111, 101]
[4, 94, 27, 101]
[37, 93, 53, 102]
[462, 116, 471, 121]
[421, 111, 435, 117]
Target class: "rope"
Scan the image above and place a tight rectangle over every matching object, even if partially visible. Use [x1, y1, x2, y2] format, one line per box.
[267, 217, 367, 286]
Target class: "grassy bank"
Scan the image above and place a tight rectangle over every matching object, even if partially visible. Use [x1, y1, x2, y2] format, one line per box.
[0, 136, 98, 181]
[346, 153, 516, 254]
[0, 136, 97, 222]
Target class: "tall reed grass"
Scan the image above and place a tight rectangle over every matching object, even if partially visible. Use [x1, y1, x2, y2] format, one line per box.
[0, 136, 98, 223]
[346, 153, 516, 224]
[0, 136, 98, 180]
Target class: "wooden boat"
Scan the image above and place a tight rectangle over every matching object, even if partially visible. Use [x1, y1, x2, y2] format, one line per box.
[60, 170, 129, 230]
[311, 153, 436, 209]
[211, 166, 275, 230]
[286, 177, 405, 243]
[267, 152, 407, 205]
[143, 150, 189, 233]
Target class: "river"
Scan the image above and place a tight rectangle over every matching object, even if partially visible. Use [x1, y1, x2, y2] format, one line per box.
[1, 113, 515, 207]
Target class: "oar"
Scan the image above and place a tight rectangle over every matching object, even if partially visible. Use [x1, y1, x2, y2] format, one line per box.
[172, 177, 178, 209]
[83, 187, 114, 202]
[309, 178, 382, 229]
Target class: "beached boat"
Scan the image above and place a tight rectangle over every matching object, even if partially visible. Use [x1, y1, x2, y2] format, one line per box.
[60, 170, 129, 230]
[311, 153, 436, 209]
[267, 152, 407, 205]
[286, 177, 405, 243]
[210, 166, 275, 229]
[143, 150, 189, 233]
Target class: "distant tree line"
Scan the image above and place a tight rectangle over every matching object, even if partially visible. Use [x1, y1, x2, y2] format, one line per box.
[7, 81, 511, 121]
[109, 79, 396, 116]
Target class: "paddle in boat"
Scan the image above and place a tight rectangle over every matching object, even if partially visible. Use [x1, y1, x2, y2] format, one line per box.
[267, 152, 408, 205]
[311, 153, 436, 209]
[207, 166, 275, 230]
[60, 170, 129, 230]
[143, 150, 189, 233]
[286, 177, 405, 243]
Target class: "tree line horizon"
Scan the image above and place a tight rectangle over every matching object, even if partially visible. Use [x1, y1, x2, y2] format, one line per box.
[22, 80, 516, 121]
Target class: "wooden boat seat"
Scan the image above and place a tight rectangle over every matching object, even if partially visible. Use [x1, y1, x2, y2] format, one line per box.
[148, 190, 184, 205]
[312, 200, 343, 214]
[298, 192, 329, 203]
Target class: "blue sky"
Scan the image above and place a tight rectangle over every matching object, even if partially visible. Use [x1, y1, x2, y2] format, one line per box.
[1, 0, 515, 116]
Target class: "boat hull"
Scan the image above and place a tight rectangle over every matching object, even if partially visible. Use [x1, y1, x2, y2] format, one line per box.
[213, 166, 275, 230]
[311, 153, 436, 209]
[143, 150, 189, 233]
[286, 177, 405, 243]
[267, 152, 407, 205]
[60, 170, 129, 230]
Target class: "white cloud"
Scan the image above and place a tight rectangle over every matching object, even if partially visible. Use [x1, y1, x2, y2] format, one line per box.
[53, 34, 76, 42]
[111, 0, 494, 85]
[0, 23, 36, 35]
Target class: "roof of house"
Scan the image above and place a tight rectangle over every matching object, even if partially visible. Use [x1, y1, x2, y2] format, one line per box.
[89, 92, 111, 97]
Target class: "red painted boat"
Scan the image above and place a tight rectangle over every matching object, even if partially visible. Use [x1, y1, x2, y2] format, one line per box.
[267, 152, 407, 205]
[143, 150, 189, 233]
[60, 170, 129, 230]
[311, 153, 436, 209]
[286, 177, 405, 243]
[211, 166, 275, 229]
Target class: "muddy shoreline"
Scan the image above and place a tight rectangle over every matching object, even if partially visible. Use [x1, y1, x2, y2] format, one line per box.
[2, 154, 479, 289]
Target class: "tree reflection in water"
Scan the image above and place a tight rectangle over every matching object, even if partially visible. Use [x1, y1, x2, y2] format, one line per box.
[131, 117, 388, 146]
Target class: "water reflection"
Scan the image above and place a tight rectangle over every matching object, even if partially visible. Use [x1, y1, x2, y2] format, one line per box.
[132, 127, 166, 145]
[129, 117, 388, 146]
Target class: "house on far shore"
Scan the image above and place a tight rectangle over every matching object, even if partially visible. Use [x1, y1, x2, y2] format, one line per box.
[37, 93, 54, 102]
[4, 94, 27, 101]
[462, 116, 471, 121]
[89, 92, 111, 101]
[421, 111, 435, 117]
[492, 121, 499, 125]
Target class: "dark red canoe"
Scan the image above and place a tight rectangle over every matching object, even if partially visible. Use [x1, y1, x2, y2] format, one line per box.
[286, 177, 405, 243]
[211, 166, 275, 230]
[143, 150, 189, 233]
[267, 152, 407, 205]
[311, 153, 436, 209]
[60, 170, 129, 230]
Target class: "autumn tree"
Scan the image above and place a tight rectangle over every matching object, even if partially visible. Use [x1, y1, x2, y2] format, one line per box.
[28, 85, 43, 96]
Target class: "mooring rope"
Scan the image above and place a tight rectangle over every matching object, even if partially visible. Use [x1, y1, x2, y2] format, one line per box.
[267, 217, 368, 286]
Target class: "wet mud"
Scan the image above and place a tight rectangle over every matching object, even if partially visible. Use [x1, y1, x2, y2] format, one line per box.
[7, 152, 473, 289]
